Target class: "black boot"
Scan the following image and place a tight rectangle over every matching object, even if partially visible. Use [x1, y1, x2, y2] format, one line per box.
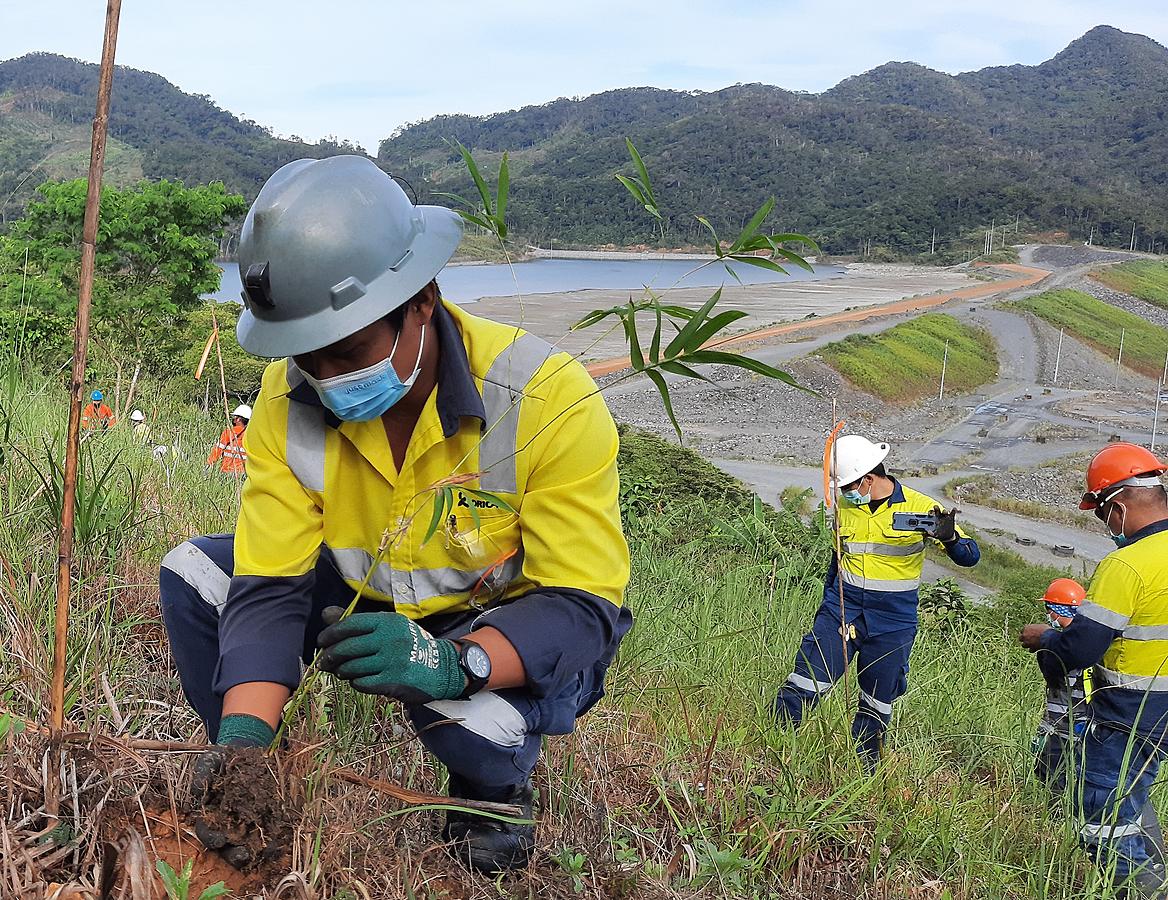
[443, 775, 535, 875]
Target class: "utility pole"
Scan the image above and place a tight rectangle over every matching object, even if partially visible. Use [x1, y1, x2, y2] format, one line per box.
[931, 227, 936, 255]
[1053, 328, 1065, 386]
[1115, 328, 1126, 389]
[991, 218, 996, 252]
[938, 339, 950, 402]
[1131, 222, 1138, 253]
[1155, 351, 1168, 452]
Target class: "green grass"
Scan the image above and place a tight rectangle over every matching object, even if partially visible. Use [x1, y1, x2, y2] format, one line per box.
[0, 360, 1131, 898]
[819, 313, 999, 402]
[1010, 288, 1168, 378]
[1093, 260, 1168, 310]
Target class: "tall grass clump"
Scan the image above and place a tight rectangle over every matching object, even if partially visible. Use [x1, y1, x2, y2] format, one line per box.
[1093, 260, 1168, 309]
[1011, 289, 1168, 377]
[819, 313, 998, 402]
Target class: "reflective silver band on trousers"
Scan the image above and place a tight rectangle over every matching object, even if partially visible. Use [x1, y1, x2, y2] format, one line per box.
[844, 541, 924, 557]
[840, 570, 920, 592]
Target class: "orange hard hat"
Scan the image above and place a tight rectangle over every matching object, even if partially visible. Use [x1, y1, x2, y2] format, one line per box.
[1079, 442, 1167, 510]
[1043, 578, 1086, 607]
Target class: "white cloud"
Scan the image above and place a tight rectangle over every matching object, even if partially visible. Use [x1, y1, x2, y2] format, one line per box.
[1, 0, 1166, 152]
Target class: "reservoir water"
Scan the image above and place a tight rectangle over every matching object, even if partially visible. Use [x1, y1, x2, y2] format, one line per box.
[210, 257, 844, 305]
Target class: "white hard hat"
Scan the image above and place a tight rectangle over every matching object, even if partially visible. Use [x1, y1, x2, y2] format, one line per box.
[831, 434, 890, 488]
[232, 404, 253, 420]
[129, 409, 145, 422]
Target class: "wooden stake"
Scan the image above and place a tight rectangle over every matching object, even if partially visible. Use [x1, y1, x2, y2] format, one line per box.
[48, 0, 122, 817]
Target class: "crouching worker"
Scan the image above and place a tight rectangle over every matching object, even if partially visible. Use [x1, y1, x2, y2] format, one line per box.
[1020, 443, 1168, 895]
[1033, 578, 1091, 794]
[773, 435, 979, 768]
[159, 157, 631, 875]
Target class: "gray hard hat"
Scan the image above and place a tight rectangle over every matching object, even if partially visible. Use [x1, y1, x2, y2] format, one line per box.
[235, 155, 463, 357]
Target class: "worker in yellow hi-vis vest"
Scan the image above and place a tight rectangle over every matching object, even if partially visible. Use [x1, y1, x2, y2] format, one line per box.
[159, 156, 630, 875]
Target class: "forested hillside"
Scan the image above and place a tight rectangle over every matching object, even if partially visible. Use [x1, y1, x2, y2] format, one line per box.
[0, 52, 359, 225]
[378, 26, 1168, 254]
[4, 26, 1168, 254]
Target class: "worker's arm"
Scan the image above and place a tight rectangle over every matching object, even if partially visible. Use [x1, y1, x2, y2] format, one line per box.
[942, 535, 980, 567]
[470, 356, 631, 699]
[213, 365, 324, 725]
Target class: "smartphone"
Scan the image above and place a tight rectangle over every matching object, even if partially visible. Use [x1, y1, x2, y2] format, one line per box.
[892, 512, 938, 535]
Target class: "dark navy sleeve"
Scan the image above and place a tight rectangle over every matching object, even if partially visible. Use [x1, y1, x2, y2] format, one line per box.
[821, 552, 840, 602]
[213, 573, 315, 696]
[473, 588, 629, 698]
[1037, 616, 1118, 687]
[944, 536, 980, 567]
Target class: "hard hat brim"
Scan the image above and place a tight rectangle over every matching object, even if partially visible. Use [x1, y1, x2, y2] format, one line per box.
[235, 205, 464, 358]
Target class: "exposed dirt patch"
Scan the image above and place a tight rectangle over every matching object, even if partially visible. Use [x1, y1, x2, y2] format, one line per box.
[193, 746, 294, 874]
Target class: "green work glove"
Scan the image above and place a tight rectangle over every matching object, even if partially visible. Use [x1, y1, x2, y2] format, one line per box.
[316, 607, 466, 703]
[191, 713, 277, 870]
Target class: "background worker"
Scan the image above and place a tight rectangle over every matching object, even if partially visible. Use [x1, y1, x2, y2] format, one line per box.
[159, 156, 630, 875]
[129, 409, 150, 443]
[774, 435, 980, 767]
[1020, 443, 1168, 894]
[206, 404, 251, 475]
[81, 390, 115, 430]
[1033, 578, 1090, 794]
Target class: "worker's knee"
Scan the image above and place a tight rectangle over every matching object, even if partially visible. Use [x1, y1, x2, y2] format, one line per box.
[410, 689, 541, 789]
[160, 533, 236, 621]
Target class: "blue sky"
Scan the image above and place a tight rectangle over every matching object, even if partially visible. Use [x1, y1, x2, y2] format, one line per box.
[2, 1, 1167, 153]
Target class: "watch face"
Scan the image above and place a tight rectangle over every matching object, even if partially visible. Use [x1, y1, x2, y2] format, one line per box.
[464, 644, 492, 679]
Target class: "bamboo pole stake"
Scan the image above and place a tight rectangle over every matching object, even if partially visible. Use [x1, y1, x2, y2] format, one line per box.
[48, 0, 122, 818]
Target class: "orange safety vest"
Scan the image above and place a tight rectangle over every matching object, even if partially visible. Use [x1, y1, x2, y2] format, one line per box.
[81, 402, 115, 430]
[207, 423, 247, 475]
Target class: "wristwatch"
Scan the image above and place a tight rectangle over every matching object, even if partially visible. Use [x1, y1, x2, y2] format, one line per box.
[456, 640, 492, 699]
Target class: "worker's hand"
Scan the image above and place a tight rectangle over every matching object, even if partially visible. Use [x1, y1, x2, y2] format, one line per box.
[1018, 624, 1051, 652]
[190, 714, 277, 870]
[317, 607, 466, 703]
[931, 506, 958, 544]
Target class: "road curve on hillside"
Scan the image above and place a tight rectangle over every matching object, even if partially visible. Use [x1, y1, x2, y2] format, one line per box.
[584, 262, 1050, 378]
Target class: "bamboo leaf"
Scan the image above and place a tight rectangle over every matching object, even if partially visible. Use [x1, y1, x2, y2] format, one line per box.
[694, 216, 722, 257]
[644, 368, 683, 443]
[769, 233, 820, 251]
[462, 488, 517, 513]
[659, 359, 710, 381]
[615, 175, 647, 207]
[624, 309, 645, 371]
[770, 245, 816, 272]
[665, 289, 721, 358]
[626, 138, 658, 211]
[683, 349, 813, 391]
[728, 254, 789, 274]
[649, 303, 663, 364]
[423, 487, 448, 544]
[688, 308, 749, 348]
[495, 152, 509, 239]
[722, 261, 744, 285]
[457, 142, 494, 220]
[728, 198, 774, 254]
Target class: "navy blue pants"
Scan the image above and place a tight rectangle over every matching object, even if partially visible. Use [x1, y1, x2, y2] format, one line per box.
[1078, 723, 1167, 884]
[160, 534, 604, 793]
[773, 599, 914, 764]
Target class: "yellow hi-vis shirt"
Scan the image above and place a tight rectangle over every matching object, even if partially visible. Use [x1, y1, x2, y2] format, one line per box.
[234, 302, 630, 620]
[832, 481, 975, 632]
[1077, 524, 1168, 735]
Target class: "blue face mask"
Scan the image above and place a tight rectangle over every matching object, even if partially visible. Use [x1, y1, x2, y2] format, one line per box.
[303, 325, 425, 422]
[1103, 500, 1129, 548]
[841, 478, 871, 506]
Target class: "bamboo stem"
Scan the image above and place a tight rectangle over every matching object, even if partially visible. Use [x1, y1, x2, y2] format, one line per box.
[48, 0, 122, 818]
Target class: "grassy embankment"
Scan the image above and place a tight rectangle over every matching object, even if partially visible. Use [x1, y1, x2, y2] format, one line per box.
[1009, 289, 1168, 378]
[1093, 260, 1168, 309]
[0, 360, 1136, 899]
[818, 313, 999, 402]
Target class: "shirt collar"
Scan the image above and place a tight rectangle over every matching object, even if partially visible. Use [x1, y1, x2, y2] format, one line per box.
[867, 478, 906, 512]
[285, 301, 486, 438]
[1125, 518, 1168, 545]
